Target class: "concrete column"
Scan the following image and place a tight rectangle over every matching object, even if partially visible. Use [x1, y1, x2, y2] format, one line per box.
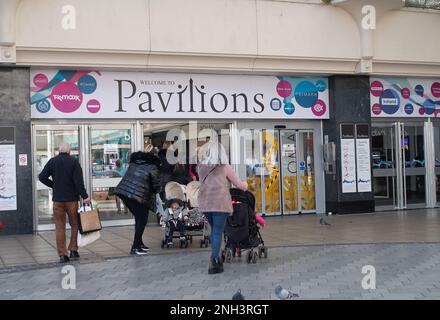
[0, 0, 21, 63]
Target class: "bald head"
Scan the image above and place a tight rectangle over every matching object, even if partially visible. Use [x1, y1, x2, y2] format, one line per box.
[59, 143, 71, 154]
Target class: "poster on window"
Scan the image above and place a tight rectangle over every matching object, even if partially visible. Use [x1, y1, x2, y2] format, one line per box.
[0, 127, 17, 211]
[341, 139, 357, 193]
[356, 139, 372, 192]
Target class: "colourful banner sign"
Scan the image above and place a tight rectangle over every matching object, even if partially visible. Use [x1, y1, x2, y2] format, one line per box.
[30, 70, 329, 120]
[370, 77, 440, 117]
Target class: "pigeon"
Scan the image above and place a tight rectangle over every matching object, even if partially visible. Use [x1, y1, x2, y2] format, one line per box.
[275, 285, 299, 299]
[232, 289, 245, 300]
[319, 217, 331, 226]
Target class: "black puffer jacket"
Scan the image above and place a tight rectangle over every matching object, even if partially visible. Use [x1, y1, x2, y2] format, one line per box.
[114, 152, 161, 208]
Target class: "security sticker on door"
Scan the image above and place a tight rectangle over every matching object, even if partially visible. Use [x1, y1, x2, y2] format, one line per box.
[299, 161, 306, 171]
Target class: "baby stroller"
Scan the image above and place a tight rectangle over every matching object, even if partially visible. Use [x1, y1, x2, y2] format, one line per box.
[160, 181, 210, 248]
[221, 188, 268, 264]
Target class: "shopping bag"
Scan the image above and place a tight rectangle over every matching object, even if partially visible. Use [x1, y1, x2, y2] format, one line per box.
[77, 203, 102, 234]
[77, 230, 101, 247]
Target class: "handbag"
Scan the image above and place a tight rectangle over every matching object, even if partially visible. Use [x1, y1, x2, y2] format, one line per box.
[77, 203, 102, 234]
[77, 230, 101, 247]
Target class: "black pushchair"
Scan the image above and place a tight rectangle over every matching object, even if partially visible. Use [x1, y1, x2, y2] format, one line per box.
[221, 188, 268, 264]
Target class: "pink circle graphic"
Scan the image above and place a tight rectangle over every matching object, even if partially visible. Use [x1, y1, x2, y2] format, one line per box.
[432, 82, 440, 98]
[50, 82, 83, 113]
[87, 99, 101, 113]
[372, 103, 382, 115]
[276, 80, 292, 98]
[33, 74, 48, 88]
[311, 99, 326, 117]
[419, 108, 425, 115]
[401, 88, 410, 99]
[370, 81, 384, 97]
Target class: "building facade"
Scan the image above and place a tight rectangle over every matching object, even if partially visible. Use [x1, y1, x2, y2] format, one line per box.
[0, 0, 439, 235]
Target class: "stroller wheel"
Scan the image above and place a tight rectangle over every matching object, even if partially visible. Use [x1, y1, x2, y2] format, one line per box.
[161, 240, 165, 249]
[204, 241, 209, 248]
[199, 240, 204, 248]
[252, 251, 258, 264]
[258, 246, 263, 258]
[246, 250, 253, 264]
[185, 240, 189, 248]
[226, 249, 233, 263]
[190, 236, 193, 244]
[263, 247, 268, 259]
[237, 249, 242, 258]
[220, 250, 226, 263]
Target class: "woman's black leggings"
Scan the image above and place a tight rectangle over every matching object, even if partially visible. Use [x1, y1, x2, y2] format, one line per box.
[122, 197, 149, 250]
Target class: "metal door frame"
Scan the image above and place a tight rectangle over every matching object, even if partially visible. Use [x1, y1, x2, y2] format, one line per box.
[373, 120, 432, 211]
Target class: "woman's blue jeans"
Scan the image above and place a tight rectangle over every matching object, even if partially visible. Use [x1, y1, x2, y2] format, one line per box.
[204, 212, 228, 259]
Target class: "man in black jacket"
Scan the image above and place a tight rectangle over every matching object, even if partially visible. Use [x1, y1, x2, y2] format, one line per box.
[39, 143, 90, 263]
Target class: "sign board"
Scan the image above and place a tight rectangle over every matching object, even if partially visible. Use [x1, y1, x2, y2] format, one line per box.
[30, 70, 329, 120]
[0, 127, 17, 211]
[370, 77, 440, 117]
[19, 154, 28, 166]
[356, 124, 372, 192]
[103, 144, 119, 155]
[340, 124, 356, 193]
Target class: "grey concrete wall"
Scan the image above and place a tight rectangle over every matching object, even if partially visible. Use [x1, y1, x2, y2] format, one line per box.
[0, 67, 33, 235]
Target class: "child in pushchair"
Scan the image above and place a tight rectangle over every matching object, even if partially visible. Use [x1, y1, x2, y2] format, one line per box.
[160, 198, 189, 247]
[222, 188, 268, 264]
[160, 181, 210, 249]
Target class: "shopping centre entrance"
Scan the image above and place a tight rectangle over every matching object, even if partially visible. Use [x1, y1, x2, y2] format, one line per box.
[372, 120, 439, 211]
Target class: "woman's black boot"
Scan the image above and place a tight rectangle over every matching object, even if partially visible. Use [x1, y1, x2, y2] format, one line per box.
[208, 257, 223, 274]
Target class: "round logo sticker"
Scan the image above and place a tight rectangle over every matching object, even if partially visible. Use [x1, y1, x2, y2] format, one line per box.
[36, 99, 51, 113]
[50, 82, 83, 113]
[370, 81, 384, 97]
[284, 102, 295, 115]
[311, 99, 326, 117]
[294, 81, 318, 108]
[270, 98, 282, 111]
[415, 85, 424, 97]
[276, 81, 292, 98]
[86, 99, 101, 113]
[404, 103, 413, 115]
[401, 88, 410, 99]
[432, 82, 440, 98]
[78, 75, 97, 94]
[380, 89, 400, 115]
[33, 74, 49, 89]
[372, 103, 382, 115]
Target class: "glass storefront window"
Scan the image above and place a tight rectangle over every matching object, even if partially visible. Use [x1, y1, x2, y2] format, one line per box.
[35, 129, 80, 224]
[91, 128, 132, 219]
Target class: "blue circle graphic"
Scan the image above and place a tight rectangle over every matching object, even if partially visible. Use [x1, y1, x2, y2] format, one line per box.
[294, 81, 318, 108]
[315, 80, 327, 92]
[415, 85, 424, 97]
[423, 99, 435, 115]
[380, 89, 400, 115]
[78, 75, 97, 94]
[270, 98, 282, 111]
[36, 99, 51, 113]
[404, 103, 413, 115]
[284, 102, 295, 115]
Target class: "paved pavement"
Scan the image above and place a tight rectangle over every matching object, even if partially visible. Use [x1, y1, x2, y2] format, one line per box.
[0, 243, 439, 300]
[1, 209, 440, 269]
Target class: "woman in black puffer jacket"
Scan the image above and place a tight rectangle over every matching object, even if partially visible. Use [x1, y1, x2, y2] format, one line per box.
[114, 151, 161, 255]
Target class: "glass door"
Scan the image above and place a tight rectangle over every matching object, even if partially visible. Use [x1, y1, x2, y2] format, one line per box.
[90, 125, 134, 220]
[244, 128, 316, 216]
[280, 130, 298, 213]
[297, 131, 316, 212]
[372, 122, 427, 210]
[34, 126, 80, 225]
[402, 123, 426, 208]
[372, 124, 398, 209]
